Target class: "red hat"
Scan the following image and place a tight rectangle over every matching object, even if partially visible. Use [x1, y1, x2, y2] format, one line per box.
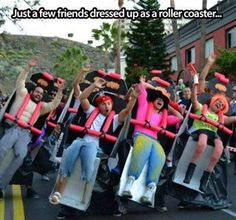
[95, 95, 113, 105]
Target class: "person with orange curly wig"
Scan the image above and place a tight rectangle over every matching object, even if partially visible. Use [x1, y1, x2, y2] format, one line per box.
[183, 75, 231, 192]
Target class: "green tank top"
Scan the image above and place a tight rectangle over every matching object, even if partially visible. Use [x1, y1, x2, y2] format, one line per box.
[192, 104, 218, 133]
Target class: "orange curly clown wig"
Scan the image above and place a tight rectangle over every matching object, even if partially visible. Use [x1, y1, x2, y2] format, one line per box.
[209, 94, 229, 114]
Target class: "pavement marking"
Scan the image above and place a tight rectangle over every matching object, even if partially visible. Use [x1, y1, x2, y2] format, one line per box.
[12, 185, 25, 220]
[222, 209, 236, 218]
[0, 196, 5, 220]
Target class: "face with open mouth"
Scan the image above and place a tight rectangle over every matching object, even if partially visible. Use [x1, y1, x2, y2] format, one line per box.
[32, 86, 44, 103]
[211, 99, 225, 113]
[98, 100, 113, 116]
[153, 97, 164, 111]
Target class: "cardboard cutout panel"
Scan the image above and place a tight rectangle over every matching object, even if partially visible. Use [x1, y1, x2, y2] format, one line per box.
[173, 137, 214, 192]
[50, 157, 100, 211]
[118, 148, 156, 207]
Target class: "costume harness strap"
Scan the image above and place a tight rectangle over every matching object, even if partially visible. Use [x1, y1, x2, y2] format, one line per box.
[4, 93, 42, 135]
[131, 102, 176, 139]
[69, 107, 117, 142]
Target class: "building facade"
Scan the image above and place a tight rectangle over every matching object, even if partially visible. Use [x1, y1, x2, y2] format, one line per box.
[165, 0, 236, 81]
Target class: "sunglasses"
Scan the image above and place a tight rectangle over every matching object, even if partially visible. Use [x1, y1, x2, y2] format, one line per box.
[233, 90, 236, 92]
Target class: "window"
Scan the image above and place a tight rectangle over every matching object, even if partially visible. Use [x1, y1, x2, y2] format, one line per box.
[186, 47, 195, 64]
[205, 38, 214, 58]
[227, 26, 236, 48]
[170, 56, 177, 72]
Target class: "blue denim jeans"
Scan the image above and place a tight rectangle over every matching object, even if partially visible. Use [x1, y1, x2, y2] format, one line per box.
[128, 133, 166, 185]
[60, 137, 97, 182]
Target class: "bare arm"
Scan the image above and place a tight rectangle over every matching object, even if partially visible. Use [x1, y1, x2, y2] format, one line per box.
[168, 105, 184, 121]
[16, 58, 38, 95]
[118, 85, 139, 124]
[199, 53, 216, 94]
[73, 64, 91, 98]
[79, 78, 106, 112]
[41, 81, 65, 115]
[224, 115, 236, 125]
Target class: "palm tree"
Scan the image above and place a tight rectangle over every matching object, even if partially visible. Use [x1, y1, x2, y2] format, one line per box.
[200, 0, 207, 69]
[92, 22, 125, 72]
[116, 0, 125, 73]
[170, 0, 182, 74]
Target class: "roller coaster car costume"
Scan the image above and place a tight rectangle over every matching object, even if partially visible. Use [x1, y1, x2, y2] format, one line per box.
[0, 71, 62, 190]
[121, 82, 181, 206]
[184, 95, 229, 192]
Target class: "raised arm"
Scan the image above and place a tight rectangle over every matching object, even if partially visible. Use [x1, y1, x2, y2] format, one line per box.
[168, 104, 184, 121]
[191, 73, 201, 110]
[16, 58, 38, 95]
[79, 78, 106, 112]
[73, 64, 91, 98]
[199, 53, 216, 94]
[41, 81, 65, 115]
[118, 85, 139, 124]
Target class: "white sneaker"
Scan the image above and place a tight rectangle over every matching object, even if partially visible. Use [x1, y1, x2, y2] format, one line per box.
[42, 174, 50, 181]
[140, 182, 156, 206]
[122, 176, 135, 198]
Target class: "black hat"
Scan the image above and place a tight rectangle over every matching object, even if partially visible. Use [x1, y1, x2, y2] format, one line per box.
[147, 88, 169, 110]
[30, 72, 54, 92]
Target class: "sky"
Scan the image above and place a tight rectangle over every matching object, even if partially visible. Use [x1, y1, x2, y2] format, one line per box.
[1, 0, 220, 45]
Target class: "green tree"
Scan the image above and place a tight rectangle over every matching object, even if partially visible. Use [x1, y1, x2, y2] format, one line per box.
[125, 0, 166, 84]
[53, 47, 89, 88]
[214, 49, 236, 81]
[0, 0, 40, 29]
[92, 22, 125, 72]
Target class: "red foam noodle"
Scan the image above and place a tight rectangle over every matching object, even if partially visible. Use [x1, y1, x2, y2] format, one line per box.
[169, 100, 179, 111]
[28, 102, 42, 125]
[108, 72, 121, 80]
[154, 77, 170, 88]
[131, 119, 146, 127]
[85, 108, 100, 128]
[30, 126, 42, 135]
[42, 72, 53, 81]
[47, 121, 57, 128]
[150, 70, 162, 75]
[69, 124, 117, 142]
[160, 109, 168, 128]
[201, 104, 208, 116]
[4, 113, 15, 122]
[16, 94, 31, 119]
[97, 69, 107, 77]
[189, 113, 232, 135]
[214, 72, 225, 79]
[17, 120, 29, 129]
[160, 129, 176, 139]
[218, 113, 224, 124]
[68, 108, 78, 113]
[187, 63, 197, 74]
[219, 76, 229, 84]
[214, 72, 229, 84]
[145, 103, 154, 123]
[102, 111, 115, 133]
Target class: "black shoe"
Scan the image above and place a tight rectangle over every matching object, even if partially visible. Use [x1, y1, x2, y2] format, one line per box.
[26, 189, 39, 199]
[183, 163, 196, 184]
[199, 171, 211, 193]
[177, 201, 189, 209]
[0, 189, 3, 200]
[56, 212, 66, 220]
[156, 205, 168, 212]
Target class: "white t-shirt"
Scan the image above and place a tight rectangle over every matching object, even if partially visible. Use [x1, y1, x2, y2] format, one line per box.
[83, 105, 120, 148]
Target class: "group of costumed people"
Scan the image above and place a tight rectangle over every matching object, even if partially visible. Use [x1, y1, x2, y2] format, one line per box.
[0, 53, 235, 218]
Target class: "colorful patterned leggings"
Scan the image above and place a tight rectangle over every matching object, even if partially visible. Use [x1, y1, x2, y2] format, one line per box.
[128, 133, 166, 185]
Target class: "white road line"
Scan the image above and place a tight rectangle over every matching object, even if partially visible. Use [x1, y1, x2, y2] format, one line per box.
[222, 209, 236, 218]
